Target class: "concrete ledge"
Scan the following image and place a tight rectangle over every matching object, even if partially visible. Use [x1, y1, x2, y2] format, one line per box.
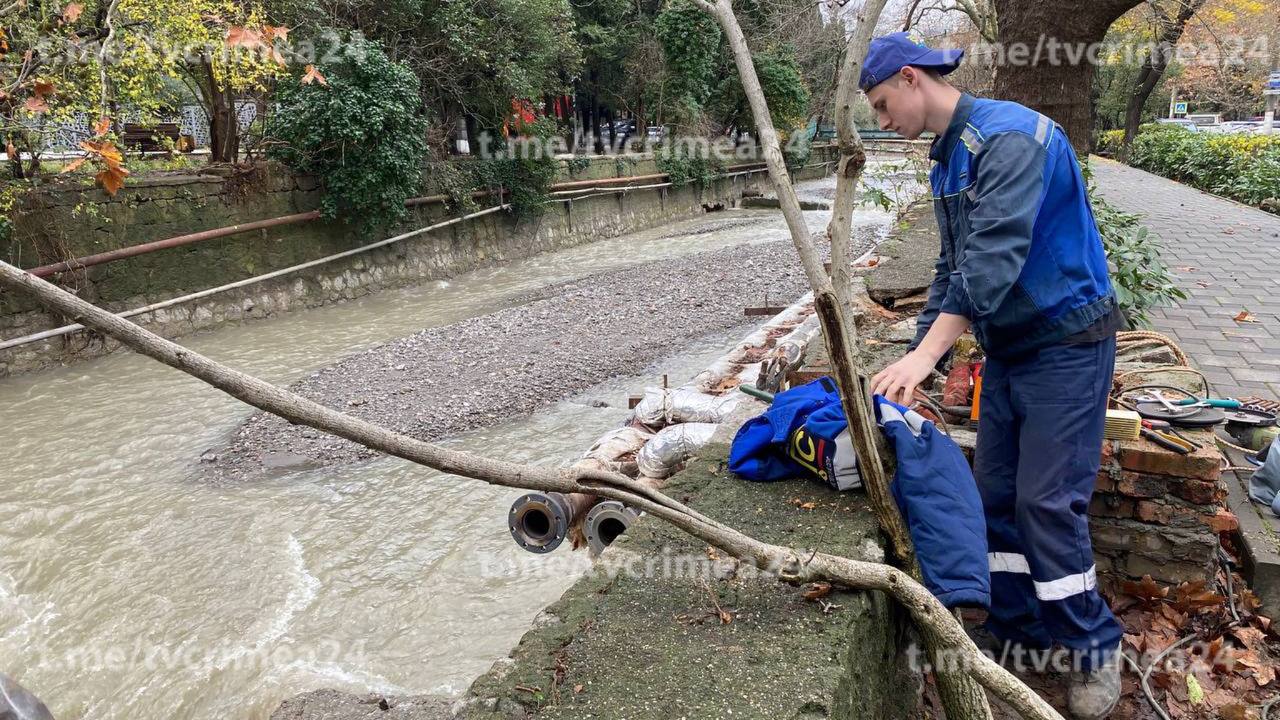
[1226, 468, 1280, 618]
[459, 436, 918, 720]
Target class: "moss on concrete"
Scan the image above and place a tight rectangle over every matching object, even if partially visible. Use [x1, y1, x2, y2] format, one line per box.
[865, 203, 939, 305]
[461, 436, 918, 720]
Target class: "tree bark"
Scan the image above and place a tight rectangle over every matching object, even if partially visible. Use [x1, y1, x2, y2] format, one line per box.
[1123, 0, 1206, 146]
[991, 0, 1145, 155]
[197, 55, 240, 164]
[0, 258, 1065, 720]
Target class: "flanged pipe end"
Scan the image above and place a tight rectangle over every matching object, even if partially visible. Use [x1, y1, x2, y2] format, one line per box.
[584, 500, 639, 555]
[508, 492, 571, 554]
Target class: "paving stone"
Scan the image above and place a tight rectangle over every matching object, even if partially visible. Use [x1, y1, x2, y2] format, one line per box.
[1092, 159, 1280, 403]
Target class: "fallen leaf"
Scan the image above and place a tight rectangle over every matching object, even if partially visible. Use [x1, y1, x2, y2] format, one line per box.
[1177, 266, 1198, 272]
[705, 546, 720, 561]
[93, 116, 110, 136]
[1219, 704, 1251, 720]
[1123, 632, 1145, 652]
[33, 80, 54, 98]
[269, 45, 286, 66]
[1186, 673, 1204, 705]
[1234, 310, 1259, 323]
[22, 96, 48, 113]
[718, 608, 733, 624]
[1230, 626, 1265, 649]
[61, 2, 82, 22]
[301, 64, 328, 86]
[60, 156, 87, 173]
[798, 501, 817, 510]
[803, 582, 832, 601]
[1120, 575, 1169, 604]
[5, 138, 15, 159]
[263, 24, 290, 42]
[573, 684, 583, 694]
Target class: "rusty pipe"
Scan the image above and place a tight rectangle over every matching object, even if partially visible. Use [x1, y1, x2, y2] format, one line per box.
[22, 162, 772, 279]
[27, 210, 323, 277]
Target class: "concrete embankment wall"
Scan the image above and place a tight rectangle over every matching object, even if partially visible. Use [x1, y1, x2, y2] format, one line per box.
[0, 148, 837, 377]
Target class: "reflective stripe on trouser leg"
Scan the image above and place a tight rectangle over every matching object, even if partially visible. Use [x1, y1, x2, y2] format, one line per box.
[974, 359, 1052, 649]
[1009, 337, 1123, 672]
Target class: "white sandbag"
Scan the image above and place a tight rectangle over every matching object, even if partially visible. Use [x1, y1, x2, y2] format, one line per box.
[631, 387, 741, 428]
[582, 426, 653, 465]
[666, 387, 741, 424]
[636, 422, 719, 479]
[631, 387, 669, 428]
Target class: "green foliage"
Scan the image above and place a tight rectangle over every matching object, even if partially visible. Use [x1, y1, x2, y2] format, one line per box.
[1084, 164, 1186, 327]
[474, 118, 562, 219]
[1096, 129, 1126, 157]
[712, 49, 811, 133]
[655, 0, 723, 124]
[1128, 124, 1280, 211]
[267, 35, 427, 233]
[655, 140, 724, 190]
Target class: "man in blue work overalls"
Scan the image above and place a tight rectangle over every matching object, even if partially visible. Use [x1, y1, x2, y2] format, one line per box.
[863, 33, 1125, 720]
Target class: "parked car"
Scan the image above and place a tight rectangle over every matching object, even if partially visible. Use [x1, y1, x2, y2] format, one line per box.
[1185, 113, 1223, 127]
[1207, 121, 1261, 134]
[1156, 118, 1199, 132]
[1248, 121, 1279, 135]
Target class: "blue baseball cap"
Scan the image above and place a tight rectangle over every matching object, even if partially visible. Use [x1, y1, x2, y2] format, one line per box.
[860, 31, 965, 92]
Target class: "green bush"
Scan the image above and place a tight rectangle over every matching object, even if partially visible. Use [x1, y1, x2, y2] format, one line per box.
[655, 139, 724, 189]
[1084, 164, 1187, 327]
[1128, 125, 1280, 212]
[1096, 129, 1125, 157]
[268, 35, 428, 233]
[473, 117, 562, 219]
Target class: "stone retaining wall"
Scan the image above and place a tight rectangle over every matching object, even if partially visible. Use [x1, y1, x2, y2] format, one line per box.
[0, 148, 837, 378]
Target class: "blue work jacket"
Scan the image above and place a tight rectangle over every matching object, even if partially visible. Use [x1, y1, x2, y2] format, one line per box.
[912, 94, 1117, 359]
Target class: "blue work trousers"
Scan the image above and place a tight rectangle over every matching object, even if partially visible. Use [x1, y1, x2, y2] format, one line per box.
[975, 336, 1123, 672]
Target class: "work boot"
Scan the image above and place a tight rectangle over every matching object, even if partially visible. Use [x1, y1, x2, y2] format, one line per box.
[1066, 646, 1122, 720]
[966, 625, 1061, 674]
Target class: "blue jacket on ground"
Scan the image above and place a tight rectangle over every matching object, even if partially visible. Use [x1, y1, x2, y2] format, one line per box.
[911, 94, 1117, 359]
[728, 377, 861, 491]
[727, 379, 990, 609]
[874, 395, 990, 609]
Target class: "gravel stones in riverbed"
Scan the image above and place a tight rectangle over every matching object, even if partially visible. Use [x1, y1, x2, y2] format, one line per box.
[207, 238, 823, 481]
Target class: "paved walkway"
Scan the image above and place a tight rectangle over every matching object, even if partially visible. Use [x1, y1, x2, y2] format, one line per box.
[1092, 157, 1280, 401]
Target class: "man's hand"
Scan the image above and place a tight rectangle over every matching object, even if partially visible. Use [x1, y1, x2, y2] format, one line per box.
[871, 350, 937, 405]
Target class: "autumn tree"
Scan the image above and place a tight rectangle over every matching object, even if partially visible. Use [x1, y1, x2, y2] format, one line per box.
[1123, 0, 1209, 144]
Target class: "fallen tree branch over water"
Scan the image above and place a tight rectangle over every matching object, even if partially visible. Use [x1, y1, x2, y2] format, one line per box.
[0, 260, 1061, 720]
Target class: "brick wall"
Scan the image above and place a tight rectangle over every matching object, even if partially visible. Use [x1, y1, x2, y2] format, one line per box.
[1090, 432, 1231, 590]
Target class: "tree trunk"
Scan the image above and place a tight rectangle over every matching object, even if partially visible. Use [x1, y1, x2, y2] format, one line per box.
[1123, 0, 1206, 146]
[197, 56, 239, 164]
[992, 0, 1145, 155]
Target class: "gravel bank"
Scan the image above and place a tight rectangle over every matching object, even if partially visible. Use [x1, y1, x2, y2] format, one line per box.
[204, 232, 871, 481]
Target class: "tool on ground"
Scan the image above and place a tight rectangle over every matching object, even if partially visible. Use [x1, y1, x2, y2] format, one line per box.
[738, 384, 776, 404]
[1173, 396, 1242, 409]
[1120, 385, 1229, 427]
[1139, 419, 1198, 454]
[1104, 409, 1142, 440]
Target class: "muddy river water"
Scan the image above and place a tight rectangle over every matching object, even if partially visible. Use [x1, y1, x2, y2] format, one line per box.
[0, 174, 905, 719]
